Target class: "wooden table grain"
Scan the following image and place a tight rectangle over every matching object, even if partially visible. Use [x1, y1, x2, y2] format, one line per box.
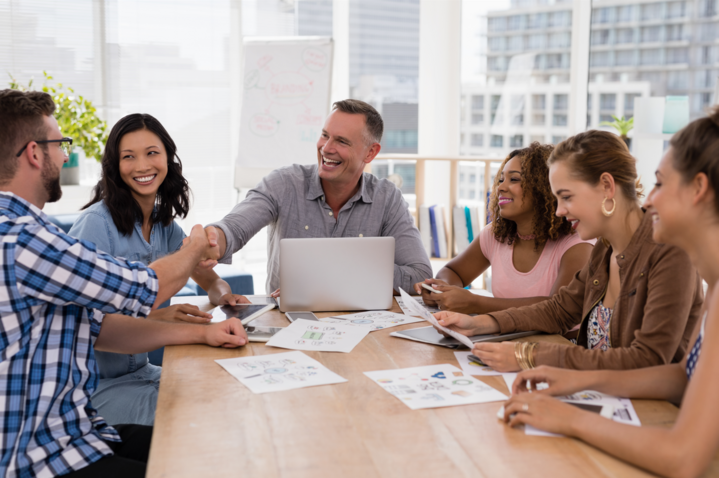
[147, 301, 719, 478]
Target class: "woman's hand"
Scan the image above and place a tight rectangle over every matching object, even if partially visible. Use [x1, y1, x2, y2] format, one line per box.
[471, 342, 521, 372]
[434, 311, 500, 337]
[430, 285, 479, 314]
[413, 279, 450, 306]
[217, 294, 251, 306]
[502, 393, 587, 437]
[149, 304, 213, 324]
[203, 317, 248, 348]
[511, 365, 591, 397]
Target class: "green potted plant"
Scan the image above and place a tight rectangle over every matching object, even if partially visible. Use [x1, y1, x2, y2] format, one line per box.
[600, 115, 634, 150]
[8, 72, 108, 185]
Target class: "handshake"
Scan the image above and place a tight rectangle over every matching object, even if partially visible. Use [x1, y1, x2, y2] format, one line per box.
[181, 225, 222, 268]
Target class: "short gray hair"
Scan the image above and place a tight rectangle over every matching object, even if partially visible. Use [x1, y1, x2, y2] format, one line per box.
[332, 99, 383, 144]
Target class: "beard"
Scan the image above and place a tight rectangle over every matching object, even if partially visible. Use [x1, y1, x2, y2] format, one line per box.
[41, 155, 63, 203]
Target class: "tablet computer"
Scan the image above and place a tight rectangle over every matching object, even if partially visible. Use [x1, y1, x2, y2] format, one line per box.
[389, 326, 540, 349]
[211, 303, 274, 325]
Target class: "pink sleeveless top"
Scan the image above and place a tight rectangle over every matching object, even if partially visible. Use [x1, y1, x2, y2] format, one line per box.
[479, 224, 595, 298]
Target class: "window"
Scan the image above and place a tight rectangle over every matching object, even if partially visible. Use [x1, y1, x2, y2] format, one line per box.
[615, 50, 635, 66]
[667, 71, 689, 89]
[553, 94, 568, 111]
[641, 26, 662, 43]
[593, 7, 612, 24]
[471, 134, 483, 147]
[600, 93, 616, 111]
[532, 94, 546, 111]
[511, 114, 524, 126]
[491, 135, 504, 148]
[641, 3, 663, 21]
[553, 114, 568, 126]
[472, 95, 484, 110]
[469, 174, 477, 183]
[666, 47, 688, 64]
[640, 48, 662, 65]
[617, 5, 635, 22]
[509, 134, 523, 147]
[616, 28, 635, 44]
[666, 1, 686, 18]
[532, 113, 546, 125]
[624, 93, 641, 111]
[591, 51, 610, 67]
[471, 113, 484, 125]
[552, 135, 567, 144]
[508, 35, 523, 51]
[666, 25, 684, 42]
[591, 30, 610, 46]
[526, 34, 545, 50]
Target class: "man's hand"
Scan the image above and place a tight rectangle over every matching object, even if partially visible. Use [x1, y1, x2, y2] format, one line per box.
[205, 317, 248, 348]
[270, 289, 280, 298]
[217, 294, 252, 306]
[149, 304, 212, 323]
[183, 225, 221, 268]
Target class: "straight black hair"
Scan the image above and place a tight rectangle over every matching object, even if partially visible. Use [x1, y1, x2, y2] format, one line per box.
[84, 113, 190, 235]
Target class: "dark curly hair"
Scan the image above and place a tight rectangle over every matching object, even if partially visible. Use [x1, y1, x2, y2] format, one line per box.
[83, 113, 190, 236]
[489, 142, 573, 250]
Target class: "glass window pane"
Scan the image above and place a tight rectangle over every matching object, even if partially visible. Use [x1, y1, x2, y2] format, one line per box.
[589, 0, 717, 122]
[461, 0, 573, 158]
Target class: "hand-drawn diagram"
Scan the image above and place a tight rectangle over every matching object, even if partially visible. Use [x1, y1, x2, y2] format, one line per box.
[238, 40, 333, 170]
[364, 364, 507, 410]
[320, 311, 423, 331]
[216, 351, 347, 394]
[266, 319, 370, 353]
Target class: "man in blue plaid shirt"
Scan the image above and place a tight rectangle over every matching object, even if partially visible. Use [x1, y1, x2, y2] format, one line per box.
[0, 89, 249, 478]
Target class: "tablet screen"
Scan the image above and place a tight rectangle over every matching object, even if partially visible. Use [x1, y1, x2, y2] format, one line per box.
[213, 304, 272, 322]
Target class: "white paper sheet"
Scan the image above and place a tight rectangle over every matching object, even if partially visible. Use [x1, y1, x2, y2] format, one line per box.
[364, 364, 507, 410]
[499, 372, 642, 436]
[319, 311, 423, 331]
[453, 351, 502, 376]
[215, 351, 347, 394]
[395, 295, 440, 315]
[397, 288, 474, 349]
[265, 319, 370, 353]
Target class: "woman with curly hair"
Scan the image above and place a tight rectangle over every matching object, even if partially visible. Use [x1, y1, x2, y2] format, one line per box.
[436, 131, 703, 373]
[68, 113, 249, 426]
[415, 142, 594, 315]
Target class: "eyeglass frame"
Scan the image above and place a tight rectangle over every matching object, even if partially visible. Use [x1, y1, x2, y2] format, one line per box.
[15, 137, 74, 157]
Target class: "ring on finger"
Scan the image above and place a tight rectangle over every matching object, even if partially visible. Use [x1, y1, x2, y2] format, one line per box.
[522, 403, 529, 413]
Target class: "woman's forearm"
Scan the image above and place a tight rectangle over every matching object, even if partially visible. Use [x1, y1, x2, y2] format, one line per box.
[584, 365, 688, 403]
[436, 266, 465, 287]
[470, 295, 548, 315]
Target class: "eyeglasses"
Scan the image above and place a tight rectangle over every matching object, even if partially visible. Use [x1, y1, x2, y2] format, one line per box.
[15, 137, 74, 157]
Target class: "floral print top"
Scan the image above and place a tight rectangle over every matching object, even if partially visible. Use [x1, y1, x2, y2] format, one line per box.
[587, 300, 613, 351]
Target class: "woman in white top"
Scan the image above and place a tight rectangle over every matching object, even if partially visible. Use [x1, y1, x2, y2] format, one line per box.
[415, 142, 594, 315]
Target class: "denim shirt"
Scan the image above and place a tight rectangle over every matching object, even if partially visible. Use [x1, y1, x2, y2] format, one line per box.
[68, 201, 185, 378]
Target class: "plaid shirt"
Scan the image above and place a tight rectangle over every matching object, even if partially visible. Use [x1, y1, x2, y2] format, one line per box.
[0, 192, 158, 478]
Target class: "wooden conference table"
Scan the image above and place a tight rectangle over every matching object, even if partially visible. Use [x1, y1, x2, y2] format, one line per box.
[147, 300, 719, 478]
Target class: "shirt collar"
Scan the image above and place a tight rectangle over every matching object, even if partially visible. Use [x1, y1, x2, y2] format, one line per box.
[0, 191, 50, 224]
[306, 166, 374, 205]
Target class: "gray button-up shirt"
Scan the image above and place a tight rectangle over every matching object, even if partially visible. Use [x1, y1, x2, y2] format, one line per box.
[210, 164, 432, 293]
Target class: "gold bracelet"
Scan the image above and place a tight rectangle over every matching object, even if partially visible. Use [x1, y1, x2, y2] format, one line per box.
[514, 342, 524, 369]
[527, 342, 538, 369]
[522, 342, 532, 370]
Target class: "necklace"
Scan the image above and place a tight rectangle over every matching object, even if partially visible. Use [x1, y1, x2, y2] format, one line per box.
[516, 231, 536, 241]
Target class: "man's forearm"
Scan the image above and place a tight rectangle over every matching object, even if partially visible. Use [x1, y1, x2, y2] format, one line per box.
[95, 314, 207, 353]
[150, 245, 203, 307]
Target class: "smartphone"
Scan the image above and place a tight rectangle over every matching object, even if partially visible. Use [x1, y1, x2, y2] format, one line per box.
[284, 311, 319, 323]
[421, 283, 443, 294]
[245, 326, 285, 342]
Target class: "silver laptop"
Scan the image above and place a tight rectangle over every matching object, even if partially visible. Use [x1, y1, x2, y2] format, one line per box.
[279, 237, 395, 312]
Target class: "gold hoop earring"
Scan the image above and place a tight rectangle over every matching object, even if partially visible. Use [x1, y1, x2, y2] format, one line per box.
[601, 197, 616, 217]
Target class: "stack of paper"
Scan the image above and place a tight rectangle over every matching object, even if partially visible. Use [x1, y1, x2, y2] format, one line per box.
[216, 351, 346, 394]
[365, 364, 507, 410]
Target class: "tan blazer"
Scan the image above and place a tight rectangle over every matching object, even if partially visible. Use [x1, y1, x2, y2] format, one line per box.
[488, 212, 704, 370]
